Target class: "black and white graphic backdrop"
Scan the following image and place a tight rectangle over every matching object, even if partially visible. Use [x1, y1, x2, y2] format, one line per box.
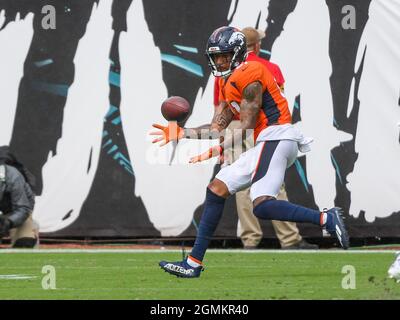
[0, 0, 399, 238]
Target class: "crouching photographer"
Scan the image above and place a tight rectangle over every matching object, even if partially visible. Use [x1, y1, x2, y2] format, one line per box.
[0, 146, 38, 248]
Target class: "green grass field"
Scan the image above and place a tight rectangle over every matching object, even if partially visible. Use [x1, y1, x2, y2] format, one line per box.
[0, 250, 399, 300]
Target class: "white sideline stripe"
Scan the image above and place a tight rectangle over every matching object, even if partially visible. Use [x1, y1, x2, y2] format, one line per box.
[0, 274, 37, 280]
[0, 249, 397, 254]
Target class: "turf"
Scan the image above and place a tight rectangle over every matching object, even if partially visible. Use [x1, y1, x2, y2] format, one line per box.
[0, 251, 399, 300]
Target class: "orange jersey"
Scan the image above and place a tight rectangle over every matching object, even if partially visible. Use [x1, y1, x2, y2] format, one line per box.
[219, 60, 292, 140]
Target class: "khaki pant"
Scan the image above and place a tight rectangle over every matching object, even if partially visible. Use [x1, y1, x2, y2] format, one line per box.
[9, 214, 39, 247]
[224, 121, 302, 248]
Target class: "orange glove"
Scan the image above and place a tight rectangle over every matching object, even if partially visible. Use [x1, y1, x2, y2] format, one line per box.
[189, 145, 224, 164]
[150, 122, 184, 146]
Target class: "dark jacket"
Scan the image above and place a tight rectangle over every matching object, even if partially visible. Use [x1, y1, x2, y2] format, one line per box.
[0, 165, 35, 228]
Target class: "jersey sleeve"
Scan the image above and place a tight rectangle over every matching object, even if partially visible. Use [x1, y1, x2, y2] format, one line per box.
[235, 61, 270, 96]
[221, 61, 271, 117]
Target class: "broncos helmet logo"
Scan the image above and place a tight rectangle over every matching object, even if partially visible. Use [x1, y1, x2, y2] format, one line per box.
[228, 31, 245, 47]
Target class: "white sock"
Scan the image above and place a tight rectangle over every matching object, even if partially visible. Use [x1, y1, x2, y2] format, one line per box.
[187, 256, 202, 268]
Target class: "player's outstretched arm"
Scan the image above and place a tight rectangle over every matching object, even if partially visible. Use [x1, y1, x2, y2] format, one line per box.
[183, 101, 234, 139]
[189, 82, 261, 163]
[151, 101, 234, 146]
[221, 81, 261, 150]
[210, 101, 235, 132]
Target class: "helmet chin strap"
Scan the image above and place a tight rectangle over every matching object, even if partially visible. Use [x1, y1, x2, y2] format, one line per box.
[208, 53, 239, 77]
[208, 54, 232, 77]
[220, 70, 232, 78]
[214, 69, 232, 77]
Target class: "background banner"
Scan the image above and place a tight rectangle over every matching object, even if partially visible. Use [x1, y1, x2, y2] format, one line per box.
[0, 0, 399, 238]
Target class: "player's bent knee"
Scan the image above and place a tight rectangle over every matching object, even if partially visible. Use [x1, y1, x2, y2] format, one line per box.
[253, 196, 276, 217]
[13, 237, 37, 248]
[208, 179, 230, 198]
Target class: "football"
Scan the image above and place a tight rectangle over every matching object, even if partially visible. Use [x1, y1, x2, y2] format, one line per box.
[161, 96, 190, 122]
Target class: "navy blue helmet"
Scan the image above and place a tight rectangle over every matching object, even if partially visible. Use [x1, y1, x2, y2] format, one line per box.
[205, 26, 247, 77]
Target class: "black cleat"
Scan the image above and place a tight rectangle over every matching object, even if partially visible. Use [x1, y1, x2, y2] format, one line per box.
[324, 207, 350, 249]
[159, 258, 204, 278]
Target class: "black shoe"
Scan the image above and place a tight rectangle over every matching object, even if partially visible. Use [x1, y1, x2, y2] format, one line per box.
[282, 239, 319, 250]
[324, 207, 350, 249]
[159, 258, 204, 278]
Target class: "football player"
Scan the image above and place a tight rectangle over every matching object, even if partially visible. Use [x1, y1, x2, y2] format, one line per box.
[151, 26, 349, 278]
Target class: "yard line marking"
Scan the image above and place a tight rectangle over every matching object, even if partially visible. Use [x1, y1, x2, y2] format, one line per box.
[0, 274, 37, 280]
[0, 249, 397, 254]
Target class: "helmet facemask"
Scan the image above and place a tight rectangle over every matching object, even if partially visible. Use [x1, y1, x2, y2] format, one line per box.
[207, 51, 233, 77]
[206, 48, 247, 78]
[206, 27, 247, 78]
